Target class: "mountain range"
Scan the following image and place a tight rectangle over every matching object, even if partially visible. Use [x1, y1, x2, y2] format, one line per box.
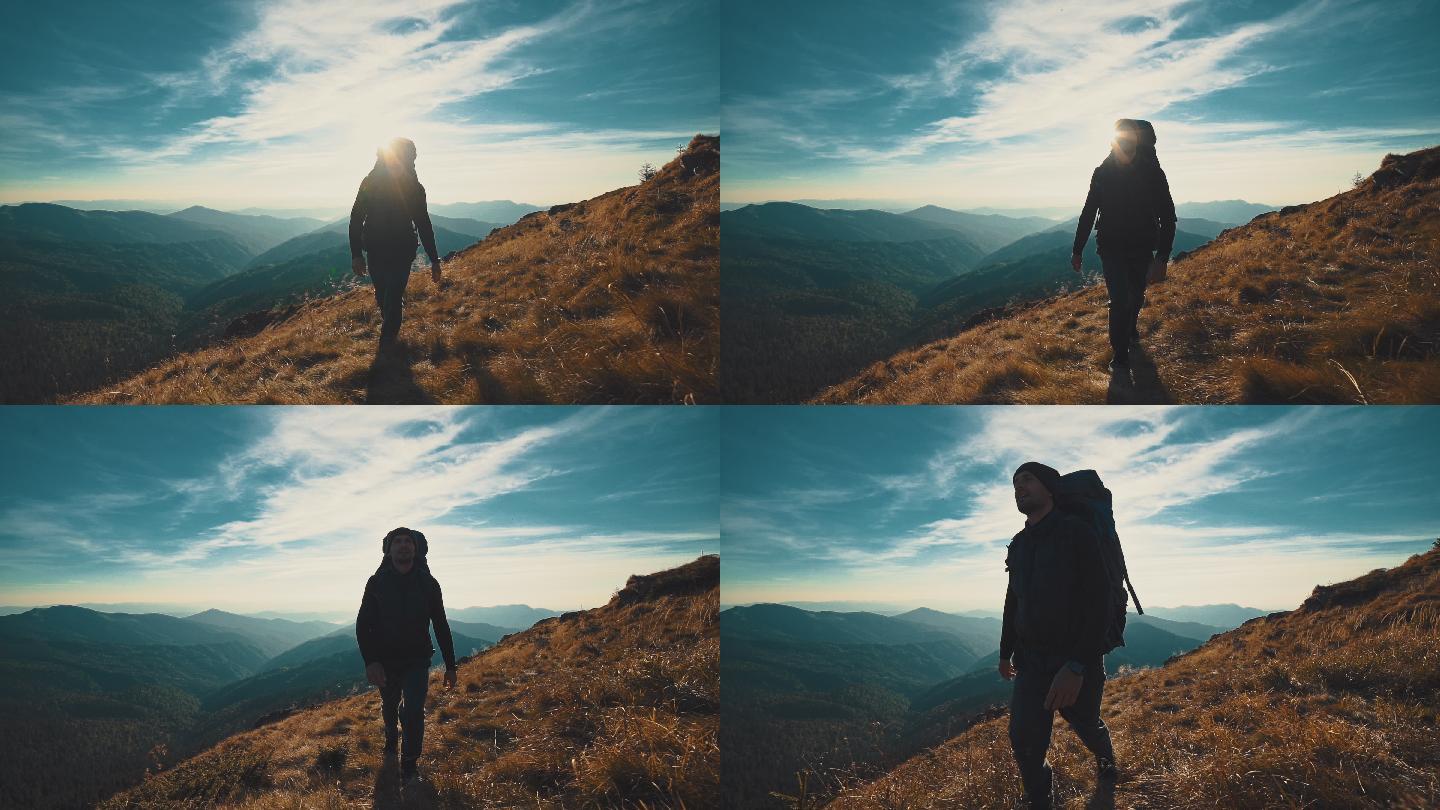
[722, 198, 1224, 403]
[719, 601, 1235, 809]
[91, 555, 718, 810]
[0, 601, 555, 808]
[817, 144, 1440, 404]
[0, 197, 539, 403]
[827, 542, 1440, 809]
[68, 133, 719, 405]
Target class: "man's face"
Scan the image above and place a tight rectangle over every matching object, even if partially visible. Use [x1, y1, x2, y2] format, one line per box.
[1112, 130, 1137, 165]
[1013, 471, 1053, 516]
[389, 532, 416, 567]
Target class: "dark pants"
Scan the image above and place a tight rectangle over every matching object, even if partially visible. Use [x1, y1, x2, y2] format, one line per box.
[369, 251, 415, 343]
[378, 658, 430, 767]
[1008, 650, 1115, 810]
[1100, 248, 1153, 364]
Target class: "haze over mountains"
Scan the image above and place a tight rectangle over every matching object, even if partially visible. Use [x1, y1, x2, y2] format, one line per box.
[721, 197, 1248, 402]
[0, 600, 558, 809]
[0, 199, 533, 403]
[720, 600, 1255, 809]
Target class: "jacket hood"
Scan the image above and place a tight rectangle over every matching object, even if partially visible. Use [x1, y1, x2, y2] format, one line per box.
[376, 527, 431, 576]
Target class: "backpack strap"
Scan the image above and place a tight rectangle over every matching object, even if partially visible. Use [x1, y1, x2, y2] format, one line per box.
[1124, 574, 1143, 615]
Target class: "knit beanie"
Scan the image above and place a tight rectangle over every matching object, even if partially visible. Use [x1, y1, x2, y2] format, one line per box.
[1013, 462, 1062, 497]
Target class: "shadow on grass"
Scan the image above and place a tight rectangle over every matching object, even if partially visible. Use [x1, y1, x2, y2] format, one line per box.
[372, 756, 441, 808]
[1106, 344, 1173, 404]
[1088, 777, 1117, 810]
[365, 342, 436, 405]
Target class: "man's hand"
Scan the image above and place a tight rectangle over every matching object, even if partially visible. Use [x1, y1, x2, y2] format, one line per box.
[365, 661, 386, 688]
[1070, 252, 1082, 274]
[351, 255, 368, 277]
[999, 656, 1017, 681]
[1044, 667, 1083, 710]
[443, 666, 457, 689]
[430, 258, 443, 285]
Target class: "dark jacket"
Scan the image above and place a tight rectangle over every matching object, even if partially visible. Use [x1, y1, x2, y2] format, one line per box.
[1073, 151, 1178, 259]
[999, 508, 1110, 663]
[348, 167, 439, 263]
[356, 561, 457, 669]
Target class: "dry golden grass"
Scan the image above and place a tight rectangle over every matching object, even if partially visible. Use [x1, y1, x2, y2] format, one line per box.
[100, 555, 719, 809]
[825, 545, 1440, 809]
[73, 136, 719, 405]
[816, 145, 1440, 404]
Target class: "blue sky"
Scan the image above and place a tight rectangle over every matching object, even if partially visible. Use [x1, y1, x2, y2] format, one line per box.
[0, 407, 717, 613]
[723, 0, 1440, 209]
[722, 406, 1439, 612]
[0, 0, 716, 210]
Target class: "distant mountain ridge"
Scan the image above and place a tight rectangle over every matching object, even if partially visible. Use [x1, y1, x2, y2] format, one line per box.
[724, 202, 972, 243]
[0, 203, 246, 248]
[183, 609, 344, 658]
[900, 204, 1059, 253]
[165, 206, 325, 254]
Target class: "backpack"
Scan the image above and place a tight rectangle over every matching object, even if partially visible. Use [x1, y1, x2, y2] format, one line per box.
[1052, 469, 1142, 652]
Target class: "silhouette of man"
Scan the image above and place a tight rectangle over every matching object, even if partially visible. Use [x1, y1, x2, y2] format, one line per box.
[1071, 119, 1177, 376]
[349, 137, 443, 348]
[1000, 463, 1117, 810]
[356, 527, 458, 784]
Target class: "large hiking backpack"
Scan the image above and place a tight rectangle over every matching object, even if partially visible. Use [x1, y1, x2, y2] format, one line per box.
[1053, 469, 1142, 652]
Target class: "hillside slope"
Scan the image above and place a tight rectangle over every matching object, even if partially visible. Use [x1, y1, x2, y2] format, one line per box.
[818, 145, 1440, 404]
[827, 543, 1440, 809]
[76, 134, 719, 404]
[99, 555, 719, 809]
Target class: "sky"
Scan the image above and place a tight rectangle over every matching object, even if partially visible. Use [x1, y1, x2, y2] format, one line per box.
[0, 0, 717, 211]
[722, 0, 1440, 209]
[0, 406, 717, 614]
[722, 406, 1440, 612]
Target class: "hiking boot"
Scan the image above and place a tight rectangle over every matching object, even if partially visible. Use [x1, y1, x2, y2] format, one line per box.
[401, 760, 420, 784]
[1107, 358, 1131, 374]
[1097, 759, 1119, 783]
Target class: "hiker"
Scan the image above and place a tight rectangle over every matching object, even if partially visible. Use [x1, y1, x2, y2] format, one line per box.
[348, 137, 443, 348]
[999, 462, 1118, 810]
[1071, 119, 1178, 376]
[356, 527, 458, 784]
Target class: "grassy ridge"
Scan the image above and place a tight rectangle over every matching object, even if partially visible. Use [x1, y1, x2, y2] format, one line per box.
[100, 555, 719, 809]
[819, 145, 1440, 404]
[75, 135, 719, 404]
[827, 544, 1440, 809]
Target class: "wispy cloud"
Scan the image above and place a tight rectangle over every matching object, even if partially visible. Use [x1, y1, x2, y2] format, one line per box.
[722, 0, 1439, 207]
[0, 407, 716, 611]
[1, 0, 714, 207]
[721, 407, 1436, 610]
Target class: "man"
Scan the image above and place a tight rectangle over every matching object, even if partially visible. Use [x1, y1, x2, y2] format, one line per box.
[348, 137, 444, 349]
[1000, 462, 1117, 810]
[1071, 119, 1178, 377]
[356, 527, 458, 784]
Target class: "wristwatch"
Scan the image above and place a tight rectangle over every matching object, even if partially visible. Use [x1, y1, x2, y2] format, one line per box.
[1064, 660, 1086, 676]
